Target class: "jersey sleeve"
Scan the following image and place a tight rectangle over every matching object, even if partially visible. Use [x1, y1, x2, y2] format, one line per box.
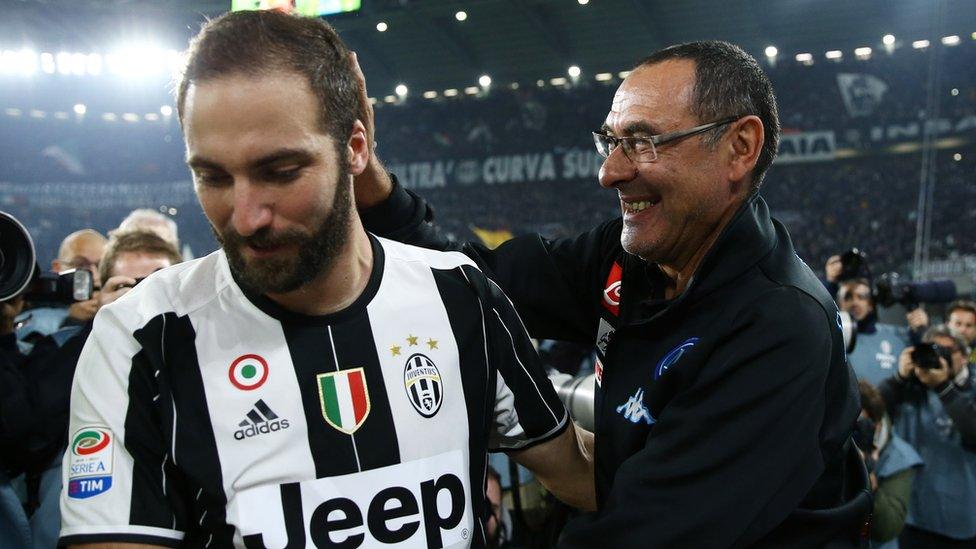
[463, 266, 568, 451]
[59, 305, 184, 547]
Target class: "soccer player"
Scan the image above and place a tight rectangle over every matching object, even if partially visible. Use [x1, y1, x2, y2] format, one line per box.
[59, 11, 593, 548]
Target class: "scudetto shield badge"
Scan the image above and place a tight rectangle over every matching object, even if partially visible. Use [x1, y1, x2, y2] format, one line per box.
[403, 353, 443, 418]
[317, 368, 371, 434]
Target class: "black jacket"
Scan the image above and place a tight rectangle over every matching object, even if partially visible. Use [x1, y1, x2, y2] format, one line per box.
[363, 178, 872, 547]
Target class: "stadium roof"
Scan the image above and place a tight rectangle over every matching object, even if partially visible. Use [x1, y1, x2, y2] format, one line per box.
[3, 0, 975, 95]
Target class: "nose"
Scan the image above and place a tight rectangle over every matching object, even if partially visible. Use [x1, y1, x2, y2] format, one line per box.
[598, 146, 638, 189]
[230, 180, 274, 237]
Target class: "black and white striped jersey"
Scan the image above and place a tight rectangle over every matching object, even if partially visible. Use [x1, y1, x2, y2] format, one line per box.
[60, 234, 567, 548]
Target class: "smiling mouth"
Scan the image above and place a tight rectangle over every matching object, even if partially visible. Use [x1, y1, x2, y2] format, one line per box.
[622, 199, 660, 213]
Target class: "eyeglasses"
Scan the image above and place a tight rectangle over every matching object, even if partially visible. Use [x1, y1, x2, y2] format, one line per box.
[592, 116, 743, 163]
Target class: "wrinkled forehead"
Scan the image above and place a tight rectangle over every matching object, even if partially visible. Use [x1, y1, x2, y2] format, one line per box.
[605, 60, 696, 132]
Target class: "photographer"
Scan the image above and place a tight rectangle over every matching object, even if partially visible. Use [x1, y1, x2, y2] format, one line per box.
[837, 278, 912, 386]
[855, 380, 922, 547]
[879, 326, 976, 547]
[946, 300, 976, 363]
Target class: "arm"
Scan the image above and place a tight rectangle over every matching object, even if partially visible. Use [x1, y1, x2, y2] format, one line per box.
[475, 268, 596, 510]
[510, 422, 596, 511]
[561, 290, 860, 547]
[59, 307, 183, 547]
[936, 382, 976, 448]
[870, 468, 915, 542]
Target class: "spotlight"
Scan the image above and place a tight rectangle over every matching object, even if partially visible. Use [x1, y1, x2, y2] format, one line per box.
[160, 105, 173, 117]
[912, 40, 930, 49]
[825, 50, 843, 60]
[455, 11, 467, 21]
[73, 104, 87, 115]
[478, 74, 491, 87]
[568, 65, 581, 78]
[882, 34, 895, 46]
[395, 84, 408, 97]
[376, 22, 388, 32]
[942, 35, 960, 46]
[764, 46, 777, 58]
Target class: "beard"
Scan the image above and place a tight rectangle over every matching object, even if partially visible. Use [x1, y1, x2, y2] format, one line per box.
[215, 167, 352, 295]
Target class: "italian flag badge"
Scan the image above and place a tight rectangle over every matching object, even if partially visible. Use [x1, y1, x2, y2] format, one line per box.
[317, 368, 371, 434]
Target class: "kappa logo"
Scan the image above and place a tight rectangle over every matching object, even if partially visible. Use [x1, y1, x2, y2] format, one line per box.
[654, 337, 700, 380]
[601, 262, 623, 316]
[318, 368, 371, 434]
[68, 427, 114, 499]
[404, 353, 444, 418]
[234, 399, 290, 441]
[616, 388, 655, 425]
[229, 354, 269, 391]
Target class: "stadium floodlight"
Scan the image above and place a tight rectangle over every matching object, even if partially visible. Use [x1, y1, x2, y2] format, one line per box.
[882, 34, 895, 46]
[395, 84, 408, 97]
[455, 11, 467, 22]
[122, 113, 139, 123]
[479, 74, 491, 87]
[73, 104, 87, 115]
[444, 88, 459, 97]
[795, 53, 813, 64]
[29, 109, 46, 119]
[912, 40, 930, 49]
[144, 113, 159, 121]
[160, 105, 173, 117]
[618, 71, 631, 79]
[764, 46, 777, 58]
[509, 82, 519, 90]
[383, 95, 396, 103]
[70, 53, 87, 75]
[86, 53, 102, 75]
[951, 88, 959, 96]
[4, 108, 22, 117]
[954, 153, 963, 161]
[972, 32, 976, 40]
[368, 97, 377, 105]
[568, 65, 581, 78]
[854, 47, 872, 59]
[550, 77, 568, 86]
[941, 35, 960, 46]
[423, 90, 438, 99]
[825, 50, 843, 60]
[464, 86, 479, 95]
[595, 72, 613, 81]
[40, 52, 55, 74]
[53, 111, 69, 120]
[376, 21, 388, 32]
[56, 52, 72, 75]
[578, 0, 590, 5]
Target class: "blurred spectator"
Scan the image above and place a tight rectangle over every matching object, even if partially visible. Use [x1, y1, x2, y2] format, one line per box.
[945, 300, 976, 363]
[879, 326, 976, 547]
[114, 208, 180, 249]
[855, 380, 923, 547]
[16, 229, 106, 342]
[838, 278, 911, 386]
[486, 465, 513, 549]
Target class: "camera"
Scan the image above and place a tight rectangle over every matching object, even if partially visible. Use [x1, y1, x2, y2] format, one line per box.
[911, 342, 952, 370]
[1, 211, 93, 304]
[838, 248, 870, 281]
[874, 272, 957, 311]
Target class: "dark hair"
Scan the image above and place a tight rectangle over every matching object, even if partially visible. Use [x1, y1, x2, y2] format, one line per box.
[100, 230, 182, 282]
[636, 41, 780, 191]
[176, 10, 364, 145]
[857, 380, 886, 422]
[948, 299, 976, 319]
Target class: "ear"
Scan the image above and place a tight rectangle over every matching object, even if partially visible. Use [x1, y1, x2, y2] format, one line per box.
[726, 115, 764, 188]
[345, 119, 370, 176]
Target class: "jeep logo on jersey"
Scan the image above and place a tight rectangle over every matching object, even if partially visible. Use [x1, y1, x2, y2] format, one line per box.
[318, 368, 371, 434]
[67, 426, 114, 499]
[601, 262, 623, 316]
[234, 399, 290, 441]
[229, 354, 269, 391]
[404, 353, 444, 418]
[235, 451, 471, 548]
[654, 337, 700, 380]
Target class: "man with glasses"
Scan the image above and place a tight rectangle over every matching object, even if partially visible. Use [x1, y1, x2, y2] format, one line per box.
[880, 326, 976, 547]
[837, 278, 912, 386]
[356, 40, 867, 546]
[15, 229, 107, 342]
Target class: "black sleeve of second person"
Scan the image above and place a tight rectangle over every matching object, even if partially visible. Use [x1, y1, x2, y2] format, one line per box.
[361, 175, 622, 342]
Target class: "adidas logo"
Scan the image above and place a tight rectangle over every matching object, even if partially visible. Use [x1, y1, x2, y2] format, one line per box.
[234, 400, 291, 441]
